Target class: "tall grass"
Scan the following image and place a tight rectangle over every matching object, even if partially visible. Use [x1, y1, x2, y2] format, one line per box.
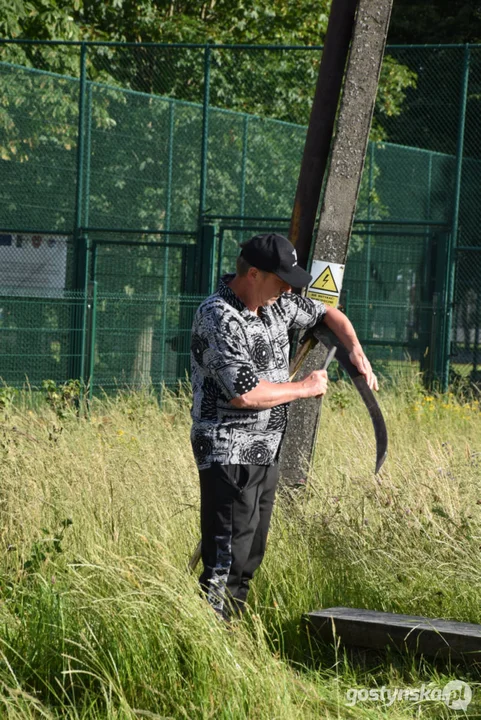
[0, 377, 480, 718]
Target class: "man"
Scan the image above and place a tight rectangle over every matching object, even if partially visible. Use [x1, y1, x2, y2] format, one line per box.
[190, 233, 377, 620]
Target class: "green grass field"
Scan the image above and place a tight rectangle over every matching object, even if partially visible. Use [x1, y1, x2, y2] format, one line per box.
[0, 376, 481, 718]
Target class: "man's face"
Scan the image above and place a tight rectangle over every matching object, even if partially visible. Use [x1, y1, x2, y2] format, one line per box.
[254, 269, 292, 306]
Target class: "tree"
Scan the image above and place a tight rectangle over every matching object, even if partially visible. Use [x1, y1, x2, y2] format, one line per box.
[0, 0, 416, 124]
[388, 1, 481, 45]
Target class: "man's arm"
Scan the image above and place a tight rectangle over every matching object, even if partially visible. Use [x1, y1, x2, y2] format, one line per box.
[230, 371, 328, 410]
[322, 306, 378, 391]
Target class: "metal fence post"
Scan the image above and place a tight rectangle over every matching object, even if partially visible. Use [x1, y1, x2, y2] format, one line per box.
[443, 44, 470, 390]
[195, 45, 212, 293]
[79, 81, 93, 402]
[160, 101, 176, 393]
[426, 152, 433, 219]
[198, 43, 211, 222]
[84, 81, 93, 230]
[364, 141, 375, 338]
[474, 291, 481, 378]
[88, 280, 98, 403]
[166, 100, 175, 229]
[69, 42, 89, 383]
[240, 115, 249, 221]
[217, 227, 225, 284]
[74, 42, 88, 266]
[198, 224, 216, 295]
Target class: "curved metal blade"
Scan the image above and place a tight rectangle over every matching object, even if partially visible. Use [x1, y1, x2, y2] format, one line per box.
[311, 327, 388, 473]
[351, 375, 388, 473]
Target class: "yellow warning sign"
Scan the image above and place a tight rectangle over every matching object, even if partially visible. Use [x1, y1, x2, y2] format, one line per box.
[307, 260, 344, 308]
[307, 290, 339, 307]
[310, 265, 338, 293]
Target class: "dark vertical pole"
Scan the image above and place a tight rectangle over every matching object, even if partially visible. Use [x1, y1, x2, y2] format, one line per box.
[83, 82, 93, 232]
[198, 44, 211, 223]
[166, 101, 176, 230]
[312, 0, 393, 267]
[79, 76, 92, 399]
[88, 279, 98, 403]
[442, 44, 470, 390]
[280, 0, 394, 486]
[364, 142, 375, 338]
[74, 43, 88, 246]
[160, 101, 176, 393]
[421, 153, 433, 370]
[452, 46, 470, 264]
[217, 227, 225, 284]
[289, 0, 359, 269]
[240, 115, 249, 222]
[196, 44, 212, 293]
[178, 245, 197, 383]
[69, 43, 88, 382]
[474, 288, 480, 377]
[199, 224, 216, 295]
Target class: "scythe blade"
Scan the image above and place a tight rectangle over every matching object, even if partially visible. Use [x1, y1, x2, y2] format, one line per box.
[299, 326, 388, 474]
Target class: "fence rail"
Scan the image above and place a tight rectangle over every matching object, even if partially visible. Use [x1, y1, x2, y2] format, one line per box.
[0, 41, 480, 392]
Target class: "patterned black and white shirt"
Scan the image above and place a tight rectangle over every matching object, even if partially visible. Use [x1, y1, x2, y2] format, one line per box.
[190, 275, 327, 469]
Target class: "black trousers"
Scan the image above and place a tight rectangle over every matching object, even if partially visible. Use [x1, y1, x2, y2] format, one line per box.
[198, 463, 279, 619]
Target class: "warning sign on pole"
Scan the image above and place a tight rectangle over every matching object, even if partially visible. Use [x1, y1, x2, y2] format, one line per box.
[307, 259, 344, 307]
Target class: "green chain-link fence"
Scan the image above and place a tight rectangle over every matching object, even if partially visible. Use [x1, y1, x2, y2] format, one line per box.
[0, 40, 480, 393]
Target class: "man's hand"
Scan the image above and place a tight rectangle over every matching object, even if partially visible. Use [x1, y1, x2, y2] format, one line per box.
[322, 306, 379, 391]
[300, 369, 328, 398]
[349, 346, 379, 391]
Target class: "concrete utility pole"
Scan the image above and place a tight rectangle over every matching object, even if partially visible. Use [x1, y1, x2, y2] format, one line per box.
[289, 0, 359, 271]
[280, 0, 394, 485]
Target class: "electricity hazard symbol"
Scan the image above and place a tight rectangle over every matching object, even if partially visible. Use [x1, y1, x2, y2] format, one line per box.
[307, 259, 345, 308]
[310, 266, 338, 293]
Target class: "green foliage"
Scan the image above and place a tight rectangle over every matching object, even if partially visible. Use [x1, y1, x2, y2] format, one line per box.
[328, 380, 354, 412]
[78, 0, 333, 46]
[389, 0, 481, 45]
[4, 0, 480, 52]
[0, 385, 18, 412]
[372, 56, 417, 141]
[0, 0, 418, 131]
[42, 378, 81, 417]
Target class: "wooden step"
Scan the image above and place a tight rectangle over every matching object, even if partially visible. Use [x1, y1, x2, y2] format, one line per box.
[306, 607, 481, 658]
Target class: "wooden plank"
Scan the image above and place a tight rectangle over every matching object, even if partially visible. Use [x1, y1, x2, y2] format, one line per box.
[306, 607, 481, 658]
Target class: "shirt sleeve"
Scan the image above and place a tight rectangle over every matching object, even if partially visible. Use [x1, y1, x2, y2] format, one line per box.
[279, 293, 327, 330]
[191, 304, 260, 400]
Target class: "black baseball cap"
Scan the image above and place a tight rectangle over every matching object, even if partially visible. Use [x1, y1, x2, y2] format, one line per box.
[240, 233, 312, 288]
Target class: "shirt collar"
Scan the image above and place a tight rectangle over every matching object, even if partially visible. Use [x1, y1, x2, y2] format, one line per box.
[218, 274, 254, 318]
